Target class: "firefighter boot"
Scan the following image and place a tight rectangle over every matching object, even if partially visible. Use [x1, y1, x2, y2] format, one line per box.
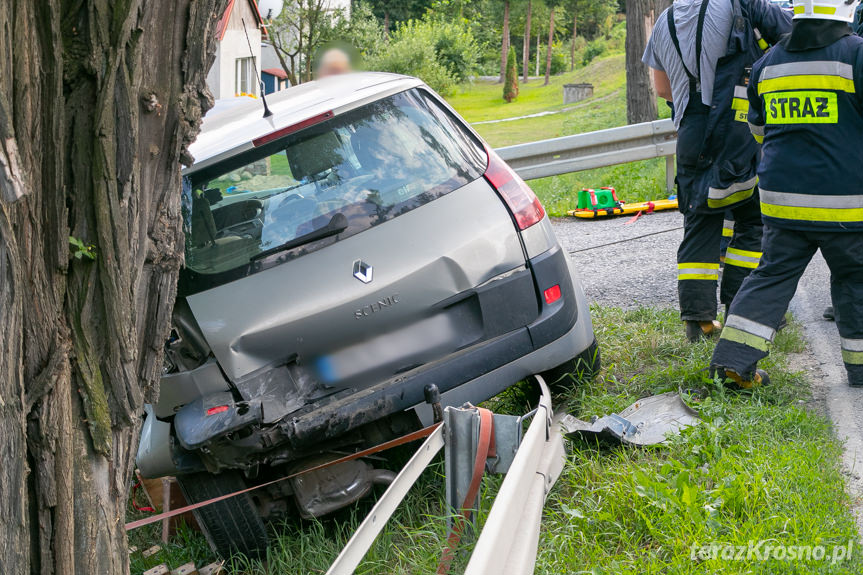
[685, 320, 722, 343]
[718, 368, 770, 390]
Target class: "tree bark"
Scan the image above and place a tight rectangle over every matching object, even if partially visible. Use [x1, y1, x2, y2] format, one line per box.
[499, 0, 511, 83]
[544, 7, 555, 86]
[625, 0, 658, 123]
[0, 0, 226, 573]
[523, 0, 532, 82]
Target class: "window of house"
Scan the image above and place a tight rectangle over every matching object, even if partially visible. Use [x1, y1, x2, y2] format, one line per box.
[235, 57, 255, 96]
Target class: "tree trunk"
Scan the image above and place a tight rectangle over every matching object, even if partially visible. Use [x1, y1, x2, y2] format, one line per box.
[571, 10, 577, 71]
[544, 7, 555, 86]
[499, 0, 511, 83]
[523, 0, 532, 82]
[536, 29, 541, 76]
[0, 1, 226, 573]
[625, 0, 658, 123]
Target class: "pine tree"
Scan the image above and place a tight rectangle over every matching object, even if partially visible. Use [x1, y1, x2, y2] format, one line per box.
[504, 46, 520, 102]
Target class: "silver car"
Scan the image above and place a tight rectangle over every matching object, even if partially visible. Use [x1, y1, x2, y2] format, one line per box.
[136, 72, 598, 557]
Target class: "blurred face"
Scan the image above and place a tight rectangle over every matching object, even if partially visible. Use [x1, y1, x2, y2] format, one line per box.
[317, 50, 351, 78]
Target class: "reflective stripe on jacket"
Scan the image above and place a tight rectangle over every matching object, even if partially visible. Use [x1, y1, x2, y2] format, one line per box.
[748, 35, 863, 231]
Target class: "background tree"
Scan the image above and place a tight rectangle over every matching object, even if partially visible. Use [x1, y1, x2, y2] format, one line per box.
[624, 0, 657, 123]
[269, 0, 339, 85]
[368, 0, 434, 33]
[0, 0, 225, 573]
[523, 0, 533, 81]
[568, 0, 577, 70]
[544, 2, 557, 85]
[499, 0, 511, 82]
[504, 46, 520, 101]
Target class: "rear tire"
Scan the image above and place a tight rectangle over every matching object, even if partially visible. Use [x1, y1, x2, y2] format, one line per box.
[176, 470, 268, 559]
[540, 339, 601, 390]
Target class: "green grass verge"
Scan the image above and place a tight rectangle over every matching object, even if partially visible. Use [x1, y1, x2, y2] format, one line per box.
[446, 54, 675, 215]
[130, 306, 861, 574]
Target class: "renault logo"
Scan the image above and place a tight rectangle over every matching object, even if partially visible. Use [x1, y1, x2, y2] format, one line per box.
[352, 260, 373, 284]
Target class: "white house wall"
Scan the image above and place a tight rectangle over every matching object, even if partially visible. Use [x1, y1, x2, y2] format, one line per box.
[208, 0, 263, 99]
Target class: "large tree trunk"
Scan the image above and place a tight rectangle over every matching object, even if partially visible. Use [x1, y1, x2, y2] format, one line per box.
[0, 1, 226, 573]
[544, 7, 555, 86]
[499, 0, 511, 83]
[625, 0, 658, 123]
[523, 0, 532, 82]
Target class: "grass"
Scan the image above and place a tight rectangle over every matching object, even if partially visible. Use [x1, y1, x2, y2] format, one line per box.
[129, 306, 862, 574]
[445, 53, 675, 216]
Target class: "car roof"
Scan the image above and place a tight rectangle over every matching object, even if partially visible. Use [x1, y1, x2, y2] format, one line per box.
[186, 72, 424, 174]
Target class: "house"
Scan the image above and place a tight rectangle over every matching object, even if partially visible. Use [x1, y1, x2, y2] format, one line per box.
[206, 0, 267, 100]
[261, 68, 289, 94]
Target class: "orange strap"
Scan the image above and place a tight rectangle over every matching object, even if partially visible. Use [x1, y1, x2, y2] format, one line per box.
[125, 422, 441, 531]
[436, 407, 495, 574]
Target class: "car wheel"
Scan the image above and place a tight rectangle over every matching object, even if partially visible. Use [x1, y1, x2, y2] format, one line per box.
[540, 339, 601, 390]
[176, 470, 268, 559]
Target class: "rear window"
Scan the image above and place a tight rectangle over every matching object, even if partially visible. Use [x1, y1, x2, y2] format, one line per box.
[181, 89, 487, 278]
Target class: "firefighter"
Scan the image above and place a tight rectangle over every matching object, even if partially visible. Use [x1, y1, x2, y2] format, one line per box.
[711, 0, 863, 388]
[643, 0, 791, 343]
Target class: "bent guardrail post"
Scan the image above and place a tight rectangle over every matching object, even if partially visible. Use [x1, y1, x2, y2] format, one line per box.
[444, 407, 522, 531]
[496, 118, 678, 193]
[463, 375, 566, 575]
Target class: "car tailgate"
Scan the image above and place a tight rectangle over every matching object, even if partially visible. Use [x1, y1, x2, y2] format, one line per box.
[187, 177, 530, 386]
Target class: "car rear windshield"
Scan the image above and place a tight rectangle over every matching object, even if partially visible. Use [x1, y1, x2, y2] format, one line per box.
[181, 88, 487, 277]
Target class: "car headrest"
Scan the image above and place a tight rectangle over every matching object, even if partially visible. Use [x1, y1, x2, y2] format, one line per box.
[288, 131, 346, 182]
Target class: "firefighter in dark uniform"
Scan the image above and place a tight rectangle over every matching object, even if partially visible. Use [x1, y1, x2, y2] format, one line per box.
[644, 0, 791, 343]
[711, 0, 863, 388]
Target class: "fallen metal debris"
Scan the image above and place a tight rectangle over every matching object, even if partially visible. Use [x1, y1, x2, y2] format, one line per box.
[559, 392, 700, 446]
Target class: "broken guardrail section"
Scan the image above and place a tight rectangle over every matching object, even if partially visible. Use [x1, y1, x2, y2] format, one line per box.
[325, 375, 565, 575]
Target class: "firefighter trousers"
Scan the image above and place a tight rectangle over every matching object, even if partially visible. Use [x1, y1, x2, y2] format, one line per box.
[677, 198, 763, 321]
[712, 224, 863, 383]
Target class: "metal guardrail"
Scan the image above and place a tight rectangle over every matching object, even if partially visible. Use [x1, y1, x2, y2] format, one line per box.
[326, 375, 564, 575]
[496, 118, 678, 192]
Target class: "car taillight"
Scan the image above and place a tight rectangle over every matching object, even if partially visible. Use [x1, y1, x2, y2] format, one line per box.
[483, 146, 546, 230]
[544, 284, 562, 304]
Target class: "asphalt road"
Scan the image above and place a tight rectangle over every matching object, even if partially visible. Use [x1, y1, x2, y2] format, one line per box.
[551, 210, 684, 310]
[552, 212, 863, 531]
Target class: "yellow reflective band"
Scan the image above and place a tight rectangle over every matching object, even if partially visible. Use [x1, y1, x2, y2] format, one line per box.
[722, 228, 734, 237]
[720, 326, 771, 352]
[707, 187, 755, 209]
[752, 132, 764, 144]
[759, 75, 854, 94]
[726, 247, 762, 259]
[764, 91, 839, 124]
[842, 349, 863, 365]
[794, 5, 837, 14]
[677, 263, 719, 281]
[761, 203, 863, 222]
[732, 97, 748, 111]
[678, 263, 720, 269]
[724, 258, 759, 269]
[735, 110, 748, 123]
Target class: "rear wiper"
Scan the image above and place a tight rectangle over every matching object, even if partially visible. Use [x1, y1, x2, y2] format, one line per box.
[250, 213, 348, 262]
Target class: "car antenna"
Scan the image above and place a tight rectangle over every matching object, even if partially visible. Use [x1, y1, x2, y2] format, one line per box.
[241, 17, 273, 118]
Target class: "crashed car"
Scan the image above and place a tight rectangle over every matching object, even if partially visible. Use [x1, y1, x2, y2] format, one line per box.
[136, 72, 599, 558]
